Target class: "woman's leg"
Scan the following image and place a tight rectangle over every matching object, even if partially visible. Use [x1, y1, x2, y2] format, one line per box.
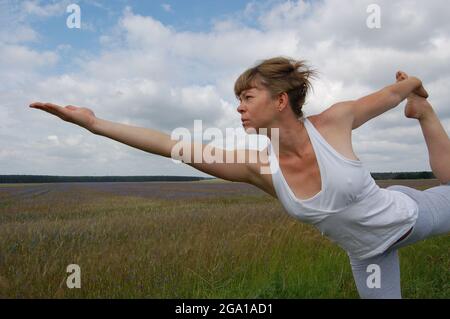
[399, 70, 450, 184]
[349, 249, 401, 299]
[351, 183, 450, 299]
[422, 184, 450, 235]
[387, 184, 450, 247]
[412, 100, 450, 184]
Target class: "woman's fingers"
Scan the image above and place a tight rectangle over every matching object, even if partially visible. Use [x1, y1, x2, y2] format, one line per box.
[30, 102, 60, 110]
[29, 102, 44, 109]
[396, 70, 408, 81]
[415, 85, 429, 98]
[394, 72, 428, 98]
[29, 102, 96, 129]
[29, 102, 68, 118]
[29, 102, 62, 111]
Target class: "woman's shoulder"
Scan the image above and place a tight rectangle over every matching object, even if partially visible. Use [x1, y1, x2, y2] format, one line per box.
[306, 102, 360, 161]
[310, 101, 355, 133]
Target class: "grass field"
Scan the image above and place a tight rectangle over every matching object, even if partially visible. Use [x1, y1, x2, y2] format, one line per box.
[0, 179, 448, 298]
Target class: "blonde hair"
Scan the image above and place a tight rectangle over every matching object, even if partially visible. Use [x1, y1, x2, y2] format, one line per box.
[234, 56, 318, 118]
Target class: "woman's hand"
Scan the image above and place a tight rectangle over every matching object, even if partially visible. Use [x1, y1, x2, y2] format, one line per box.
[395, 71, 433, 119]
[395, 71, 428, 98]
[29, 102, 97, 132]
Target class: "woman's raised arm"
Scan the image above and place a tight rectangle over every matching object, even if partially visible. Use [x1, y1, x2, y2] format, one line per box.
[28, 102, 269, 188]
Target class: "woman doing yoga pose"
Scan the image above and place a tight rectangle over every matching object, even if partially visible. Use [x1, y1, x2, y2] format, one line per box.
[29, 57, 450, 298]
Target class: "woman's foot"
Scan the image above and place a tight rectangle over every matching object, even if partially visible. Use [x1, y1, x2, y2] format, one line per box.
[404, 94, 434, 120]
[396, 71, 433, 120]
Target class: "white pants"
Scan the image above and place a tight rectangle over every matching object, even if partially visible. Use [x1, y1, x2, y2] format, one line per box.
[349, 182, 450, 298]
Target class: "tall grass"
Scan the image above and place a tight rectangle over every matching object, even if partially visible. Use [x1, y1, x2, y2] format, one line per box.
[0, 182, 448, 298]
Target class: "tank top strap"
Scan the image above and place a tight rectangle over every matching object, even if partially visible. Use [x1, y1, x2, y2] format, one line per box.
[303, 117, 362, 166]
[302, 117, 330, 151]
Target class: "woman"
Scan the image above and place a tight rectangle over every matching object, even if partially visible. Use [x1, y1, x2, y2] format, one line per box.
[29, 57, 450, 298]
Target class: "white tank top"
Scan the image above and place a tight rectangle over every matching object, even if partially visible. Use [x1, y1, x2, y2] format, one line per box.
[267, 116, 419, 260]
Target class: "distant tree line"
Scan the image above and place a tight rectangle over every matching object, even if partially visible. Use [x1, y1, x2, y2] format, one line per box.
[0, 172, 436, 184]
[0, 175, 215, 184]
[371, 171, 436, 180]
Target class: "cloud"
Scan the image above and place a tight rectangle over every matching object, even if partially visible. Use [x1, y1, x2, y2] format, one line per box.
[258, 0, 450, 50]
[0, 0, 70, 37]
[0, 44, 59, 92]
[0, 44, 58, 69]
[161, 3, 172, 13]
[1, 0, 450, 176]
[21, 0, 70, 18]
[0, 25, 39, 44]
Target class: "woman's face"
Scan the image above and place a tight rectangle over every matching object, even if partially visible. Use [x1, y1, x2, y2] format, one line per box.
[236, 85, 278, 135]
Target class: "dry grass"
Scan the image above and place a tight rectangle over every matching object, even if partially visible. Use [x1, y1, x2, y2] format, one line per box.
[0, 180, 448, 298]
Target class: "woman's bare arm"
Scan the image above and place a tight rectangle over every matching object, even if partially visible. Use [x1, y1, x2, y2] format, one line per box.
[92, 118, 177, 157]
[328, 75, 427, 130]
[321, 72, 428, 131]
[29, 102, 264, 185]
[92, 117, 264, 183]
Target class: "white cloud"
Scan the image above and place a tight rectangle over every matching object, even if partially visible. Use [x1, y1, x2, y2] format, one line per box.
[0, 44, 59, 91]
[0, 44, 58, 69]
[161, 3, 172, 12]
[2, 0, 450, 176]
[0, 0, 77, 45]
[21, 0, 69, 18]
[47, 135, 59, 144]
[0, 25, 39, 44]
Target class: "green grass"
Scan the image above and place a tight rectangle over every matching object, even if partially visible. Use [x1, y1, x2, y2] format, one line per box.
[0, 187, 448, 298]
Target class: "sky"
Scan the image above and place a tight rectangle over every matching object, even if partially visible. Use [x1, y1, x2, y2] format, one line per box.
[1, 0, 449, 177]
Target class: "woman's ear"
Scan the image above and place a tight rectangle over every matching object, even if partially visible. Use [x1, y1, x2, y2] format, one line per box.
[277, 92, 289, 111]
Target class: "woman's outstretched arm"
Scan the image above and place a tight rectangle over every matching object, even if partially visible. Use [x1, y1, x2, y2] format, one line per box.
[28, 102, 267, 187]
[351, 73, 428, 129]
[92, 118, 177, 158]
[324, 72, 428, 130]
